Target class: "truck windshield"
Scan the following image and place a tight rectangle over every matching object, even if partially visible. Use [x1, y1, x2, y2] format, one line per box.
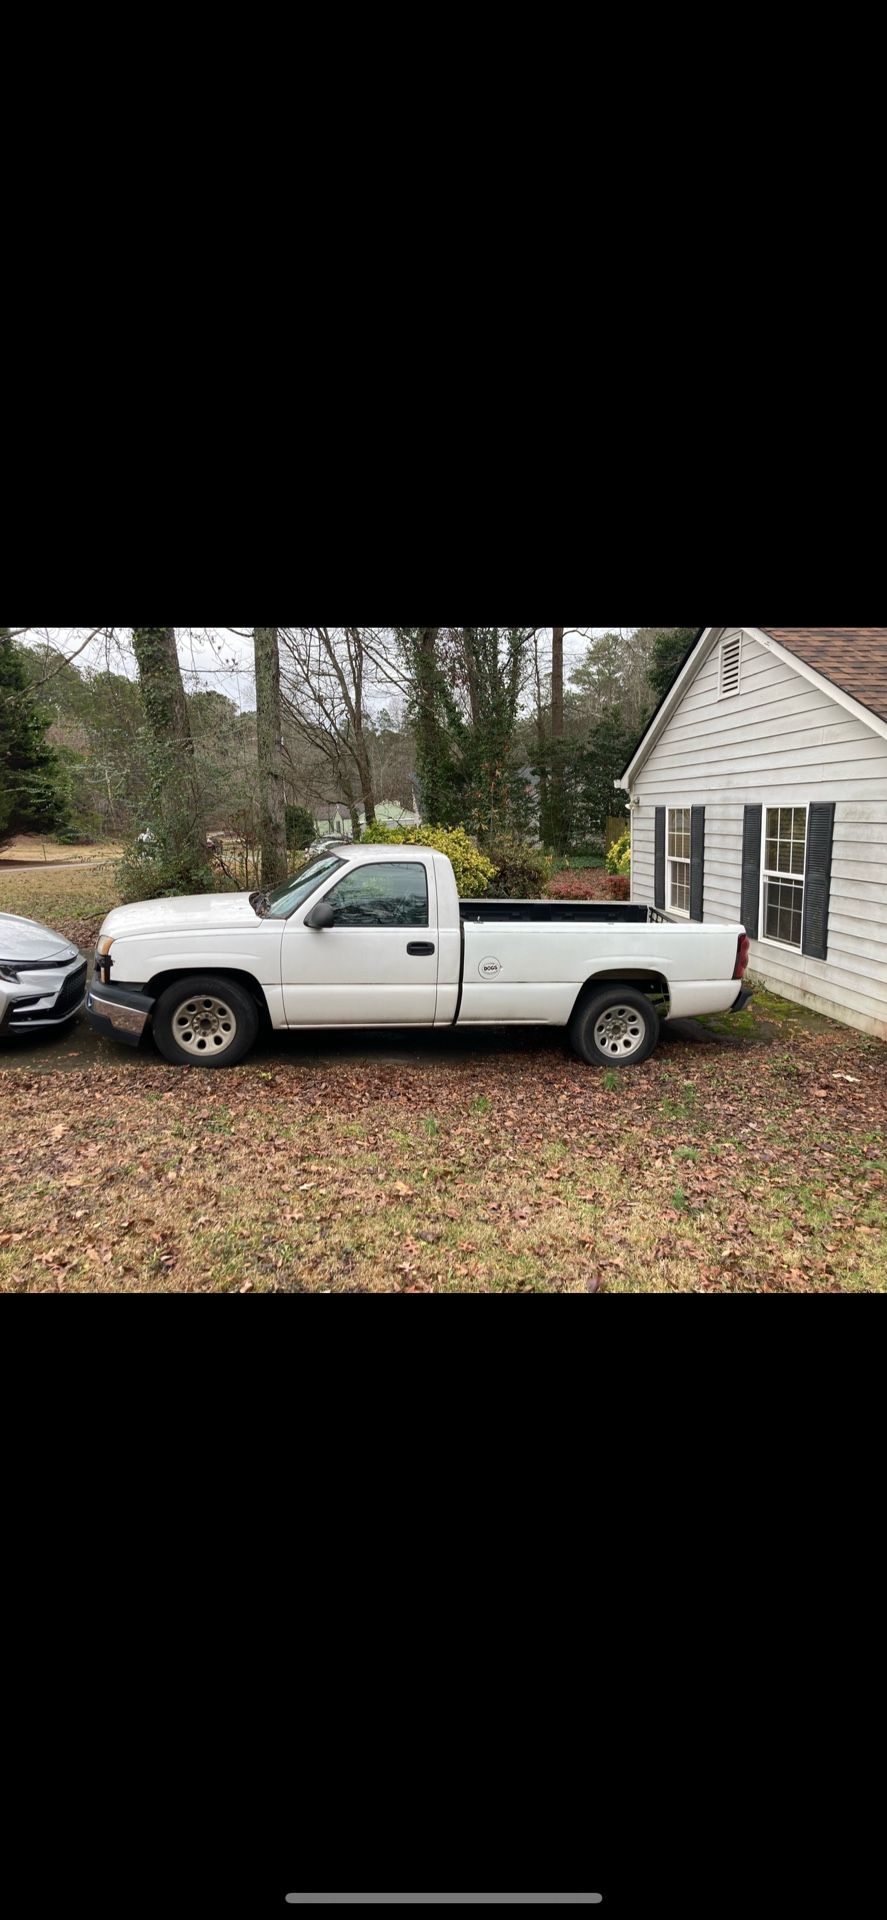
[263, 856, 345, 919]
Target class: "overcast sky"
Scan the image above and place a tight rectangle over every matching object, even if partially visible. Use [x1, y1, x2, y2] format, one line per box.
[19, 627, 636, 713]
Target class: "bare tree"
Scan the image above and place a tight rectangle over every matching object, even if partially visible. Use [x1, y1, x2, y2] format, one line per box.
[253, 626, 287, 888]
[279, 627, 378, 827]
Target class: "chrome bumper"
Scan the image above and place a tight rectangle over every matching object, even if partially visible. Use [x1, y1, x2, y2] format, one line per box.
[86, 984, 155, 1047]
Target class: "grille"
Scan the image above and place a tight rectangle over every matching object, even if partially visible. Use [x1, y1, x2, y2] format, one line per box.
[57, 961, 88, 1012]
[12, 960, 88, 1024]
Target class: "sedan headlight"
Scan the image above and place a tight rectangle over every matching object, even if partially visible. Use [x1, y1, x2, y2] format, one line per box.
[0, 964, 20, 982]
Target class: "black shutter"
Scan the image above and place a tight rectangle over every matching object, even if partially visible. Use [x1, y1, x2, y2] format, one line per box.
[690, 806, 705, 921]
[741, 805, 762, 939]
[802, 803, 836, 961]
[654, 808, 665, 910]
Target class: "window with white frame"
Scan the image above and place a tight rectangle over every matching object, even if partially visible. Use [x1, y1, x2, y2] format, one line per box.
[719, 632, 742, 697]
[667, 808, 691, 914]
[761, 806, 807, 947]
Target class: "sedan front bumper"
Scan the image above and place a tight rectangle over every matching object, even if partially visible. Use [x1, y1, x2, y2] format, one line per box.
[0, 956, 88, 1034]
[86, 982, 156, 1047]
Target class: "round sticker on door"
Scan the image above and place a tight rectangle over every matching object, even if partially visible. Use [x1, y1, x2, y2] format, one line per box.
[479, 956, 502, 978]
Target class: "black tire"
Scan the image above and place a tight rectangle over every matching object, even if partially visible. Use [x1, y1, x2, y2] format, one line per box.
[153, 976, 259, 1068]
[569, 984, 660, 1068]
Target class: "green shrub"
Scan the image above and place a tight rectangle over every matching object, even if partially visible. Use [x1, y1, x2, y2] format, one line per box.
[117, 836, 214, 904]
[286, 804, 315, 852]
[605, 829, 631, 877]
[360, 821, 496, 896]
[484, 835, 552, 899]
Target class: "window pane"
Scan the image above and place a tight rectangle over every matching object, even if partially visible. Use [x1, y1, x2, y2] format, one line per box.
[670, 860, 690, 913]
[764, 807, 807, 878]
[326, 862, 429, 928]
[764, 878, 803, 947]
[668, 809, 690, 859]
[266, 855, 345, 918]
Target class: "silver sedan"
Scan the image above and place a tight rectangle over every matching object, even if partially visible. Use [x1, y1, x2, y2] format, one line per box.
[0, 913, 88, 1039]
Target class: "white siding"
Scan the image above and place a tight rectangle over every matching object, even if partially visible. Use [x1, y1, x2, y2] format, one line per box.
[630, 629, 887, 1039]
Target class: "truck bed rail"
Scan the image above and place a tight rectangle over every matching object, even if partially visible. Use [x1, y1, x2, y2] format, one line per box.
[459, 900, 664, 925]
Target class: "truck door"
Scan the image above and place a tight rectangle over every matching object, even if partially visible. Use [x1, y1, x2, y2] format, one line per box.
[281, 859, 439, 1025]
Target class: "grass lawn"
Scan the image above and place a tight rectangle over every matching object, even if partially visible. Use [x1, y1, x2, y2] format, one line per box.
[0, 851, 121, 953]
[0, 833, 123, 865]
[1, 966, 885, 1292]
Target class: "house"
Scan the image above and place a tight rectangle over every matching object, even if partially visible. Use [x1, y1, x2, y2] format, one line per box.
[313, 800, 421, 839]
[618, 629, 887, 1040]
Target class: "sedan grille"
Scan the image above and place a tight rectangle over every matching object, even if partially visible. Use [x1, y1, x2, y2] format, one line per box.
[57, 961, 88, 1012]
[8, 959, 87, 1027]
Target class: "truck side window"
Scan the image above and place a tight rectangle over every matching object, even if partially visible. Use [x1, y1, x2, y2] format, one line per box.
[325, 862, 429, 929]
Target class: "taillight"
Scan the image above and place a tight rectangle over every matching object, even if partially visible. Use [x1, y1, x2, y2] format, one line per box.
[734, 934, 750, 980]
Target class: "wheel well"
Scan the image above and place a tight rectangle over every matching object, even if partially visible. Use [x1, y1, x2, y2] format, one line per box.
[571, 970, 670, 1021]
[145, 968, 271, 1021]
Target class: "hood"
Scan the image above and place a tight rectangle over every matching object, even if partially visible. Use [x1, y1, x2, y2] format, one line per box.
[0, 913, 79, 967]
[100, 891, 264, 939]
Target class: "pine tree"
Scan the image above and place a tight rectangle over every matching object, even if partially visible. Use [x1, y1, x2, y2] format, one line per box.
[649, 628, 699, 702]
[0, 628, 69, 847]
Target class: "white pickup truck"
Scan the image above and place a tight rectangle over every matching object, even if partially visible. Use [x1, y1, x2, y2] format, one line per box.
[86, 845, 752, 1069]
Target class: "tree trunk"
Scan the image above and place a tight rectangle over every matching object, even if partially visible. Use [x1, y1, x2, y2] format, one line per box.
[413, 626, 442, 820]
[550, 625, 566, 852]
[533, 631, 549, 844]
[254, 626, 288, 889]
[462, 628, 481, 729]
[132, 626, 207, 882]
[353, 734, 376, 825]
[551, 626, 564, 741]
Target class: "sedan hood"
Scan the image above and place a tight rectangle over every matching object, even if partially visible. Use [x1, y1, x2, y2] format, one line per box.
[0, 912, 79, 966]
[101, 891, 264, 939]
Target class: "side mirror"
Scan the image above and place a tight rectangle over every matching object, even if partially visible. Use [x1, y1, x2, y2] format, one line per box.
[305, 899, 335, 930]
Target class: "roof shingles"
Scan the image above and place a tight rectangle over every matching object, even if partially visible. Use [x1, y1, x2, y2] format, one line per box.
[760, 629, 887, 726]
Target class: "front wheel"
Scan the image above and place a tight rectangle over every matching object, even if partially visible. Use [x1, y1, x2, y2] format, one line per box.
[153, 976, 259, 1068]
[569, 985, 660, 1068]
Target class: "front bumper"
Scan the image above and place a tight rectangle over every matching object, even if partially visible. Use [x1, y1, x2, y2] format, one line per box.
[86, 982, 156, 1047]
[0, 957, 88, 1035]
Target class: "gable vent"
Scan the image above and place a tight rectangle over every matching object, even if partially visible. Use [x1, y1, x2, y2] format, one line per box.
[719, 633, 742, 698]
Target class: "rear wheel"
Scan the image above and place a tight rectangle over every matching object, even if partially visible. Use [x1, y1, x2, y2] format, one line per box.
[153, 976, 259, 1068]
[569, 985, 660, 1068]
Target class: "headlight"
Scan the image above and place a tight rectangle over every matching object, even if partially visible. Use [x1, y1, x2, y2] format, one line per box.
[96, 935, 115, 957]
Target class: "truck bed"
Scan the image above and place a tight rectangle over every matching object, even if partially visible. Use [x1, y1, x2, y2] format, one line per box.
[459, 899, 664, 925]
